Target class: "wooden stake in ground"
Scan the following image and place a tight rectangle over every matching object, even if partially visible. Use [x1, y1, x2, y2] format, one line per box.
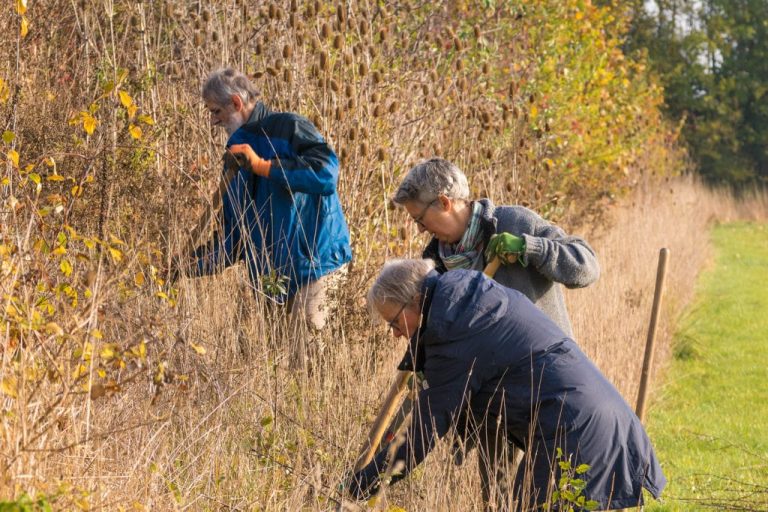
[635, 248, 670, 423]
[353, 257, 502, 472]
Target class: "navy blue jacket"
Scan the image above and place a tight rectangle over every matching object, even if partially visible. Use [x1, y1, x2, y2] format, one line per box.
[353, 270, 666, 509]
[195, 102, 352, 300]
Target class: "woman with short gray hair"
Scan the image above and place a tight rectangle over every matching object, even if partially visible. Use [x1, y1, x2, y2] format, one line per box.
[393, 157, 599, 337]
[349, 260, 666, 510]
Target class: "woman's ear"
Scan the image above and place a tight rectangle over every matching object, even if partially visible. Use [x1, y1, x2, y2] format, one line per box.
[437, 194, 452, 212]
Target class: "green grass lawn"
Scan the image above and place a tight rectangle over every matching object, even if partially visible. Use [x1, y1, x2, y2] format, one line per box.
[646, 222, 768, 511]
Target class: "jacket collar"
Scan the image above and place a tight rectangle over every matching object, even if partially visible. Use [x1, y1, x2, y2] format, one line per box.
[244, 101, 271, 128]
[397, 270, 439, 373]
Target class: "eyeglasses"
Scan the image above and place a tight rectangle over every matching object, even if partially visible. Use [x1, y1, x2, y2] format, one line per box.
[387, 302, 409, 332]
[411, 199, 438, 228]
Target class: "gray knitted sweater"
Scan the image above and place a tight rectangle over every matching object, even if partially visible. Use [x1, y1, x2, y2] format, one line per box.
[422, 199, 600, 337]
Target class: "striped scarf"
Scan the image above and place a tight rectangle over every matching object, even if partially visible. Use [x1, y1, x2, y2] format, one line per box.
[438, 201, 486, 271]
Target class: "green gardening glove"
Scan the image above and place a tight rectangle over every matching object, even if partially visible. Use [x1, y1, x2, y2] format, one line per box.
[485, 232, 527, 266]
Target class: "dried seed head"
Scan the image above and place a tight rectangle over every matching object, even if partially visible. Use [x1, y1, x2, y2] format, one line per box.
[330, 79, 340, 92]
[482, 62, 490, 75]
[212, 30, 220, 42]
[388, 101, 399, 114]
[268, 3, 277, 19]
[373, 105, 383, 117]
[359, 142, 369, 156]
[347, 127, 357, 140]
[379, 27, 388, 42]
[296, 33, 304, 46]
[283, 69, 292, 83]
[455, 59, 464, 72]
[335, 106, 343, 121]
[377, 147, 387, 161]
[255, 42, 263, 55]
[130, 15, 139, 27]
[266, 66, 278, 77]
[253, 70, 264, 79]
[321, 23, 331, 39]
[399, 227, 407, 240]
[336, 3, 346, 24]
[347, 97, 356, 109]
[233, 33, 240, 44]
[368, 44, 377, 58]
[345, 84, 353, 97]
[290, 0, 298, 12]
[343, 52, 353, 65]
[359, 19, 368, 35]
[305, 3, 315, 17]
[193, 32, 205, 47]
[482, 111, 491, 124]
[429, 98, 438, 110]
[358, 61, 368, 76]
[429, 70, 438, 82]
[340, 148, 348, 161]
[422, 84, 429, 96]
[372, 70, 382, 84]
[320, 51, 329, 71]
[283, 44, 292, 59]
[453, 37, 462, 52]
[334, 34, 343, 50]
[202, 9, 211, 22]
[194, 18, 202, 30]
[289, 13, 297, 28]
[314, 0, 321, 15]
[485, 149, 493, 159]
[370, 92, 381, 103]
[311, 114, 322, 128]
[274, 59, 283, 70]
[473, 25, 481, 39]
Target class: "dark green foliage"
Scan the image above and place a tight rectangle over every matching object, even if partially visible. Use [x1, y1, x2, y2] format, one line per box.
[624, 0, 768, 185]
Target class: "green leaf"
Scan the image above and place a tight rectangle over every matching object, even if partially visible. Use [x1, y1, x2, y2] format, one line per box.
[60, 259, 73, 277]
[575, 463, 590, 474]
[2, 130, 14, 144]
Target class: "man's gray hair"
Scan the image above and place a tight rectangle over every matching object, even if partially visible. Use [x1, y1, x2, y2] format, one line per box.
[393, 158, 470, 205]
[367, 259, 436, 314]
[202, 68, 260, 107]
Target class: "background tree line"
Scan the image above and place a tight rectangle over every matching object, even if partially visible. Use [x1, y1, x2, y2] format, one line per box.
[623, 0, 768, 185]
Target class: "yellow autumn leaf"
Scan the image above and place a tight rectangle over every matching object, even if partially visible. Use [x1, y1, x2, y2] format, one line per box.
[109, 246, 123, 262]
[51, 245, 66, 256]
[127, 103, 138, 119]
[2, 130, 14, 144]
[119, 90, 133, 109]
[138, 114, 155, 125]
[189, 342, 207, 355]
[109, 234, 126, 245]
[16, 0, 27, 15]
[530, 105, 538, 119]
[128, 124, 142, 140]
[71, 185, 83, 197]
[83, 112, 97, 135]
[100, 346, 116, 360]
[7, 149, 19, 168]
[20, 16, 29, 38]
[60, 259, 73, 277]
[1, 376, 18, 398]
[0, 79, 9, 103]
[47, 174, 65, 182]
[387, 507, 407, 512]
[134, 272, 145, 286]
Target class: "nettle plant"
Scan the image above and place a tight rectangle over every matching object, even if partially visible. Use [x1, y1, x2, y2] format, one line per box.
[545, 448, 599, 511]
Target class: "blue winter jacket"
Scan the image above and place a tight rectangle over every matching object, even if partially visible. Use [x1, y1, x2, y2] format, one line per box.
[195, 102, 352, 300]
[352, 270, 666, 510]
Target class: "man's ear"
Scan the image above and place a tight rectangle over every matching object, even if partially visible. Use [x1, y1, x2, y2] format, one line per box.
[231, 94, 244, 112]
